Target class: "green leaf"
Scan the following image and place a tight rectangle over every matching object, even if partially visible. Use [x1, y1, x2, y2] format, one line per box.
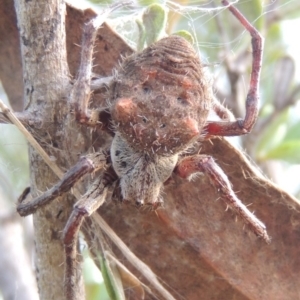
[83, 251, 110, 300]
[239, 0, 264, 30]
[83, 255, 103, 284]
[256, 109, 290, 158]
[85, 282, 110, 300]
[142, 3, 168, 46]
[262, 140, 300, 163]
[137, 0, 159, 6]
[172, 30, 194, 44]
[100, 255, 125, 300]
[136, 19, 146, 51]
[284, 121, 300, 141]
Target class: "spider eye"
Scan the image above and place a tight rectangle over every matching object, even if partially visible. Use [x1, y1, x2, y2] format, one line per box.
[160, 124, 166, 128]
[142, 117, 148, 123]
[177, 97, 188, 105]
[143, 86, 151, 94]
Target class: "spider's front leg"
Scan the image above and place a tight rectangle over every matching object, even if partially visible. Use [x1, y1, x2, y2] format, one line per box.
[205, 0, 264, 137]
[63, 167, 117, 300]
[175, 155, 270, 243]
[17, 150, 115, 300]
[17, 151, 108, 216]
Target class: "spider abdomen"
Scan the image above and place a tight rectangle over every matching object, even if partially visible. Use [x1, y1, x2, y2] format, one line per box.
[110, 35, 212, 156]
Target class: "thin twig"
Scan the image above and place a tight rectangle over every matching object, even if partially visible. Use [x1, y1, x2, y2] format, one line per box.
[0, 100, 64, 179]
[0, 110, 40, 125]
[94, 214, 176, 300]
[166, 0, 239, 13]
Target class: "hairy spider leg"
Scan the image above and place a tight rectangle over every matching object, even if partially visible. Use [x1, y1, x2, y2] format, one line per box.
[17, 151, 108, 216]
[175, 155, 270, 243]
[70, 5, 117, 132]
[204, 0, 264, 137]
[17, 150, 116, 300]
[211, 96, 235, 121]
[63, 169, 116, 300]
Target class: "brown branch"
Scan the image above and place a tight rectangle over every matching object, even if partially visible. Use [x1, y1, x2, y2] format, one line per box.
[0, 110, 40, 125]
[13, 0, 84, 299]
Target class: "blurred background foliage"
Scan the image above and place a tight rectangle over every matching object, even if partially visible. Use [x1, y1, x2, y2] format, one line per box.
[1, 0, 300, 299]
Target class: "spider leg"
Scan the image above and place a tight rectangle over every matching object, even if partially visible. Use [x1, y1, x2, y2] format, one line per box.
[17, 151, 108, 216]
[69, 10, 109, 126]
[69, 4, 130, 132]
[211, 96, 235, 121]
[63, 169, 117, 300]
[175, 155, 270, 243]
[204, 1, 263, 137]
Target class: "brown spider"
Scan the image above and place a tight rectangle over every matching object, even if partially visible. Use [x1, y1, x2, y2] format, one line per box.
[17, 1, 270, 299]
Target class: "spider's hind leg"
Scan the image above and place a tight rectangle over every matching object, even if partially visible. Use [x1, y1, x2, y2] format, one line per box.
[175, 154, 270, 243]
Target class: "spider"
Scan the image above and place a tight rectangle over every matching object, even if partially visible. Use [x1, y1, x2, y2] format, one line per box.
[17, 1, 270, 299]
